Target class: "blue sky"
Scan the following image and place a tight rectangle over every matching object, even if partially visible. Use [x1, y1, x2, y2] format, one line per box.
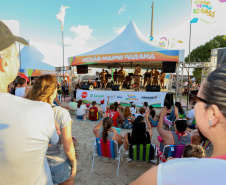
[1, 0, 225, 67]
[1, 0, 190, 44]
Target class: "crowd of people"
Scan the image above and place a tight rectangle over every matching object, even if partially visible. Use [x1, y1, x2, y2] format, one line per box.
[1, 21, 226, 185]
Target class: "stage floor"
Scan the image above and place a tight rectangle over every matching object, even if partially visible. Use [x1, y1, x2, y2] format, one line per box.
[92, 87, 175, 94]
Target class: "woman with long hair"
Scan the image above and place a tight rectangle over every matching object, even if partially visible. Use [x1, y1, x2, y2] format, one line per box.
[76, 100, 87, 120]
[123, 111, 153, 150]
[164, 101, 185, 128]
[131, 64, 226, 185]
[25, 75, 77, 185]
[93, 117, 123, 145]
[121, 107, 134, 129]
[149, 109, 158, 127]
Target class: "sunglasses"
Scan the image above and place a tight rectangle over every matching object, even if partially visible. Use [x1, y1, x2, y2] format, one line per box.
[191, 94, 213, 105]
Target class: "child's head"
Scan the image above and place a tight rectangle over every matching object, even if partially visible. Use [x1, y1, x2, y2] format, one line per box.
[183, 144, 205, 158]
[86, 103, 91, 108]
[149, 105, 153, 110]
[101, 99, 105, 105]
[144, 102, 148, 107]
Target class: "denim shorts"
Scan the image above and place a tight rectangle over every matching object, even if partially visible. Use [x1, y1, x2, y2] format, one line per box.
[77, 115, 83, 119]
[50, 159, 72, 184]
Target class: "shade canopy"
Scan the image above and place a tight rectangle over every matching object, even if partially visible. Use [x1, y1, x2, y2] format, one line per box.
[20, 44, 55, 71]
[68, 20, 184, 69]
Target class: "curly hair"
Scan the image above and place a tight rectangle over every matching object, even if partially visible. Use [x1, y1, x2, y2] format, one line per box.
[183, 144, 205, 158]
[24, 75, 57, 104]
[124, 107, 131, 118]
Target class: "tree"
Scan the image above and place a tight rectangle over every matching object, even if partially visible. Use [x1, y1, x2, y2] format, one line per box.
[185, 35, 226, 83]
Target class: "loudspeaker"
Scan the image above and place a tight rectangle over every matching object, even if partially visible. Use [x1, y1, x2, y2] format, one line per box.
[146, 85, 160, 92]
[81, 84, 91, 90]
[165, 93, 174, 108]
[162, 62, 176, 73]
[111, 85, 120, 91]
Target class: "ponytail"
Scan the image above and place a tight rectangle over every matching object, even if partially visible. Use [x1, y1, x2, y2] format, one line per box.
[77, 100, 82, 108]
[102, 117, 113, 143]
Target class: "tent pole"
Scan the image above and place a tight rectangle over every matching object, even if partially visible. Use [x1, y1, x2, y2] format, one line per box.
[19, 44, 21, 74]
[187, 23, 192, 110]
[62, 29, 65, 102]
[151, 1, 154, 37]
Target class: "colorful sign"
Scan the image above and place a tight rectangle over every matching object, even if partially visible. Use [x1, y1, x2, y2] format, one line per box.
[76, 90, 167, 107]
[191, 0, 226, 24]
[69, 51, 179, 66]
[28, 69, 56, 77]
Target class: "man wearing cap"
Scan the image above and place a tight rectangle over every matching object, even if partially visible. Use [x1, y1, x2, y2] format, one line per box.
[0, 21, 59, 185]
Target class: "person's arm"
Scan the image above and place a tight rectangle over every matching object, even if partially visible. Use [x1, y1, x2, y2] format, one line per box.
[61, 122, 77, 181]
[112, 132, 123, 146]
[25, 86, 30, 94]
[93, 121, 102, 138]
[130, 166, 158, 185]
[174, 106, 179, 119]
[123, 133, 129, 150]
[157, 107, 172, 143]
[144, 110, 152, 139]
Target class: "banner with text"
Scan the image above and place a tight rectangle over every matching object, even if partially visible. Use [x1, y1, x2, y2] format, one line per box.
[76, 90, 167, 107]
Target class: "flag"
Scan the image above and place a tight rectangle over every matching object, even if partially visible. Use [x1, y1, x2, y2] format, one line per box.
[160, 37, 167, 41]
[148, 36, 154, 41]
[56, 5, 70, 30]
[177, 40, 183, 43]
[190, 0, 226, 24]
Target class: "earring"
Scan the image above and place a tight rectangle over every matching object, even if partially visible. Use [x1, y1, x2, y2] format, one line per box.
[209, 119, 212, 126]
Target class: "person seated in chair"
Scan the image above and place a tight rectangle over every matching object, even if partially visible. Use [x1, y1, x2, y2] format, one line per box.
[154, 107, 191, 153]
[69, 98, 77, 115]
[121, 107, 134, 129]
[149, 109, 158, 127]
[89, 101, 103, 121]
[93, 117, 123, 145]
[123, 112, 153, 150]
[163, 102, 185, 128]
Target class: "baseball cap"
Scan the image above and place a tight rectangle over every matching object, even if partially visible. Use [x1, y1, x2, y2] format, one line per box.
[0, 20, 29, 51]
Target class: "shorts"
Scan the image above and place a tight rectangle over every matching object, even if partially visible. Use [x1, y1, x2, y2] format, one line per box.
[77, 115, 83, 119]
[50, 159, 71, 184]
[188, 124, 196, 129]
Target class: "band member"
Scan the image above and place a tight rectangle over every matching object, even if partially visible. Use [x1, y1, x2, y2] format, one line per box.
[134, 64, 142, 91]
[152, 68, 160, 86]
[125, 75, 132, 87]
[118, 66, 125, 90]
[143, 69, 150, 87]
[160, 69, 166, 89]
[113, 69, 119, 85]
[99, 69, 106, 90]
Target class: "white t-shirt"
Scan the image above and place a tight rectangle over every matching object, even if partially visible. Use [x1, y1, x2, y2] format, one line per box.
[130, 107, 136, 115]
[157, 158, 226, 185]
[0, 93, 58, 185]
[47, 106, 72, 166]
[101, 101, 107, 113]
[15, 87, 26, 97]
[186, 109, 195, 125]
[76, 104, 87, 115]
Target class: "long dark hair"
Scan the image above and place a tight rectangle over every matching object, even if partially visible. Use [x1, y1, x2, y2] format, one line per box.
[175, 102, 184, 115]
[102, 117, 113, 143]
[77, 100, 83, 108]
[131, 116, 147, 145]
[150, 110, 156, 118]
[114, 102, 119, 111]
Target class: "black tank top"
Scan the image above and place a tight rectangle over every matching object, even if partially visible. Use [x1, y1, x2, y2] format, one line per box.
[127, 132, 151, 145]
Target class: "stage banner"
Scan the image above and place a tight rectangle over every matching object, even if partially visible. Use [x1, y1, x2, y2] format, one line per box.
[69, 51, 179, 66]
[76, 90, 167, 107]
[27, 69, 56, 77]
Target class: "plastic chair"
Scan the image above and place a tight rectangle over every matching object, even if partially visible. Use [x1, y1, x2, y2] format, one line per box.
[92, 138, 123, 176]
[160, 145, 186, 163]
[127, 144, 157, 175]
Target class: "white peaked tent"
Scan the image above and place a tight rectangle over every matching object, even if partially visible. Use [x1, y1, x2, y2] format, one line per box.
[19, 44, 55, 77]
[69, 20, 185, 69]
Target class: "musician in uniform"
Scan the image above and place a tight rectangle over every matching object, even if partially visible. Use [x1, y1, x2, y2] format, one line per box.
[152, 68, 160, 86]
[143, 69, 150, 87]
[134, 64, 142, 91]
[160, 69, 166, 89]
[118, 66, 125, 90]
[113, 69, 119, 85]
[99, 69, 106, 90]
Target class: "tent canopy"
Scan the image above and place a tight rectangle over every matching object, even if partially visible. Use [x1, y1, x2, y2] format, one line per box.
[68, 20, 184, 69]
[20, 44, 55, 71]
